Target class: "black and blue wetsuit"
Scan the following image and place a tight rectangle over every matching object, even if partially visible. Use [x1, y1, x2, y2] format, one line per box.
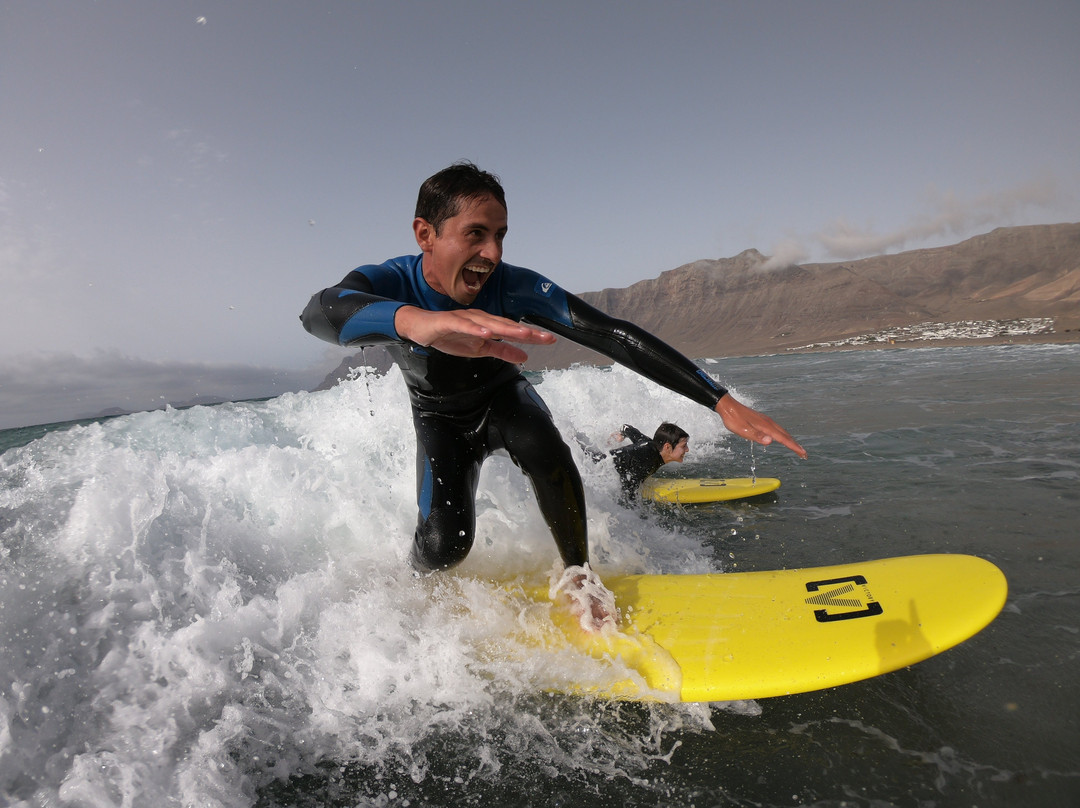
[609, 424, 665, 498]
[301, 255, 727, 570]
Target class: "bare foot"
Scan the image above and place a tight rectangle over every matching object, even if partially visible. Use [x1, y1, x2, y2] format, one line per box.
[550, 563, 618, 633]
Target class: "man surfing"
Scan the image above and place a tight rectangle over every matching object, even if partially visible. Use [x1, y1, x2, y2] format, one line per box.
[300, 162, 807, 629]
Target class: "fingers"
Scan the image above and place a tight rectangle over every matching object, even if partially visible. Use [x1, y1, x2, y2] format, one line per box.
[395, 307, 556, 358]
[443, 314, 553, 362]
[476, 339, 530, 364]
[758, 424, 808, 459]
[716, 394, 809, 459]
[743, 410, 807, 458]
[463, 312, 556, 345]
[432, 313, 554, 361]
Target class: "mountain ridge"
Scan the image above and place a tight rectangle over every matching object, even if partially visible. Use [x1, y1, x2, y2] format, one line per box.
[523, 222, 1080, 369]
[317, 222, 1080, 388]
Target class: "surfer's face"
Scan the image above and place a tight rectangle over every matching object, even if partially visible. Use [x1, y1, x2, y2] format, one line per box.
[662, 438, 689, 464]
[414, 194, 507, 305]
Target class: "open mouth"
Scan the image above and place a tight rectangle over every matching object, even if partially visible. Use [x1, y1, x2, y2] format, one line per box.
[461, 263, 493, 291]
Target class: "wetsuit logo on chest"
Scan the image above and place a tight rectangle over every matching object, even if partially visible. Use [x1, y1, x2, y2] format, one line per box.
[536, 280, 554, 296]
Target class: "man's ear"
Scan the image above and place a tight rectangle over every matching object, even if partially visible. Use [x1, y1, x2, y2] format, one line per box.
[413, 217, 435, 251]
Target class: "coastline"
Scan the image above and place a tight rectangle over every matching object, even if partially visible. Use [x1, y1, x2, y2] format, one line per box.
[710, 316, 1080, 361]
[775, 330, 1080, 358]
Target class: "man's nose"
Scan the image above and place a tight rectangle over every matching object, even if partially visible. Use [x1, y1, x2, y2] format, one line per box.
[480, 237, 502, 262]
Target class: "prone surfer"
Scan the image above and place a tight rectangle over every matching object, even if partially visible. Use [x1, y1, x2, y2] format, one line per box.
[611, 423, 690, 499]
[300, 162, 807, 630]
[579, 423, 691, 500]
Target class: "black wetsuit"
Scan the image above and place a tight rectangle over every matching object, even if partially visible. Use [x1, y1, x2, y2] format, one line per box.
[609, 424, 665, 498]
[301, 254, 727, 570]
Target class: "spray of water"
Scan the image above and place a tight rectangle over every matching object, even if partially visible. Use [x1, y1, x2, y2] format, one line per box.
[0, 364, 755, 806]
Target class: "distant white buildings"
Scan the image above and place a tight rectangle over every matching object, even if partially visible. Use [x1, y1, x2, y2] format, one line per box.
[789, 318, 1055, 350]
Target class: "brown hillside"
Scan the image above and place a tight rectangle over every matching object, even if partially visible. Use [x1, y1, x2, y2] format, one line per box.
[523, 222, 1080, 369]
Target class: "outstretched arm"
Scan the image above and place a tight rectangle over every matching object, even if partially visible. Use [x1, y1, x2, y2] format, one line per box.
[526, 291, 808, 458]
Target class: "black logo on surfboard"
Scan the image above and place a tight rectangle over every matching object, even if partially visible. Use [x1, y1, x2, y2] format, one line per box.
[804, 575, 883, 622]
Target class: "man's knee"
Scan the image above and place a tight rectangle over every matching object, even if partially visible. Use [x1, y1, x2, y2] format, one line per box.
[411, 509, 474, 571]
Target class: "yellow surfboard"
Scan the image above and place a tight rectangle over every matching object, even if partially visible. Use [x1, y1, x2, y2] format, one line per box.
[523, 554, 1007, 702]
[640, 476, 781, 504]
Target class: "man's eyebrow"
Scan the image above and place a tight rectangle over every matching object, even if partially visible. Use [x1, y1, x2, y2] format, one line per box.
[462, 220, 508, 234]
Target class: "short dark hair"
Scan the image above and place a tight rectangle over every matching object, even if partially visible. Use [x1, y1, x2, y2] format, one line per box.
[415, 161, 507, 234]
[653, 422, 689, 450]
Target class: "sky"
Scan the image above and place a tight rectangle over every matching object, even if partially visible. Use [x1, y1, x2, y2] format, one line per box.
[2, 0, 1079, 428]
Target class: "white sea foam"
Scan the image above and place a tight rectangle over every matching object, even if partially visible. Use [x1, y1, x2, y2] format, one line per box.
[0, 365, 735, 806]
[5, 345, 1079, 805]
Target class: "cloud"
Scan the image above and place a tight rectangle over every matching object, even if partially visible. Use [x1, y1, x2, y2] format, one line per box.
[757, 176, 1072, 268]
[0, 351, 327, 430]
[760, 238, 810, 271]
[816, 176, 1067, 261]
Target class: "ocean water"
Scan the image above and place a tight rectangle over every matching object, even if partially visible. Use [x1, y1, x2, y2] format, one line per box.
[1, 344, 1077, 807]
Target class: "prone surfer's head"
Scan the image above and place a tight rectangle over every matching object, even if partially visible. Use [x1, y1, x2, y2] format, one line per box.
[415, 161, 507, 235]
[654, 422, 690, 463]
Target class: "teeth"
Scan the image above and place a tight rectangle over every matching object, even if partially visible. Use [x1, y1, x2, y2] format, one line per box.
[466, 264, 492, 275]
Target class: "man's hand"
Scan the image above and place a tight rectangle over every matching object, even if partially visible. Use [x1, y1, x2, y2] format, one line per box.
[715, 394, 808, 458]
[394, 306, 556, 363]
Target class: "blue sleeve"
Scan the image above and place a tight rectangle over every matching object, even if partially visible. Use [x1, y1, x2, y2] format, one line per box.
[300, 258, 416, 347]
